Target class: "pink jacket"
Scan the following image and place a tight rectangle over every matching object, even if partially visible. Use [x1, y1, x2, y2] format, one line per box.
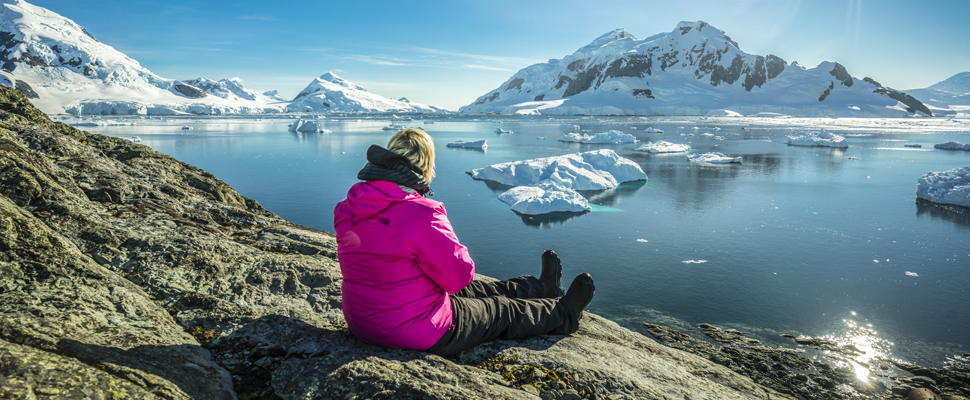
[333, 180, 475, 350]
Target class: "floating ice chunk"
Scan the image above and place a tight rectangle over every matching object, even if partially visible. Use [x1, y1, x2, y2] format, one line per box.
[498, 182, 590, 215]
[933, 141, 970, 151]
[643, 127, 663, 133]
[905, 271, 919, 277]
[559, 132, 588, 143]
[707, 109, 743, 117]
[688, 152, 742, 164]
[447, 139, 487, 149]
[636, 141, 690, 153]
[749, 112, 791, 118]
[637, 239, 649, 243]
[683, 260, 707, 264]
[917, 166, 970, 208]
[121, 136, 142, 143]
[559, 124, 580, 132]
[289, 119, 321, 132]
[382, 124, 407, 131]
[558, 130, 637, 144]
[495, 128, 512, 134]
[787, 130, 848, 148]
[468, 149, 647, 190]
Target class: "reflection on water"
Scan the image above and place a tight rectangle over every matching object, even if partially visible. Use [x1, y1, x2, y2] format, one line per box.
[444, 146, 487, 153]
[517, 210, 590, 228]
[826, 318, 893, 383]
[581, 180, 647, 207]
[916, 199, 970, 229]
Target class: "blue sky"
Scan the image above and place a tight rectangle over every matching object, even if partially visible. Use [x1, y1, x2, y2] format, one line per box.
[31, 0, 970, 110]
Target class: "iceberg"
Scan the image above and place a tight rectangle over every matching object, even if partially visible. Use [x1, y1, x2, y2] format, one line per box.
[382, 124, 407, 131]
[787, 130, 848, 148]
[289, 119, 321, 132]
[446, 140, 487, 149]
[636, 141, 690, 153]
[688, 152, 742, 164]
[495, 128, 512, 134]
[559, 124, 580, 132]
[468, 149, 647, 190]
[917, 167, 970, 208]
[558, 130, 637, 144]
[934, 141, 970, 151]
[642, 127, 664, 133]
[498, 182, 590, 215]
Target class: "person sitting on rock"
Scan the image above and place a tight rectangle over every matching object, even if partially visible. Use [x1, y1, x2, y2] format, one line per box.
[333, 128, 595, 357]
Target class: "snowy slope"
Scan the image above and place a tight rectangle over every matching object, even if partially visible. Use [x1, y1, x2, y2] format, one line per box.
[287, 72, 448, 113]
[184, 77, 286, 103]
[0, 0, 284, 114]
[460, 22, 931, 117]
[907, 72, 970, 115]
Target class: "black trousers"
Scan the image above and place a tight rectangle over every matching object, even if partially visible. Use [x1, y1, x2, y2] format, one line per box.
[424, 275, 577, 357]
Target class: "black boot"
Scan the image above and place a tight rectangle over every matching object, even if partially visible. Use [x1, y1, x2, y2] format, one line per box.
[562, 273, 594, 317]
[540, 250, 565, 297]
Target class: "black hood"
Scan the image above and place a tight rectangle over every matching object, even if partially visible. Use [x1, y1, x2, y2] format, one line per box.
[357, 144, 432, 196]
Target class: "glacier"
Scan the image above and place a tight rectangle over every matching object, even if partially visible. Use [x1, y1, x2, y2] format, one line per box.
[917, 167, 970, 208]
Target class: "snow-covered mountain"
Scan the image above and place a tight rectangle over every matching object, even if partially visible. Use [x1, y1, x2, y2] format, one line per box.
[906, 72, 970, 116]
[460, 22, 931, 117]
[287, 72, 448, 113]
[183, 77, 287, 103]
[0, 0, 283, 114]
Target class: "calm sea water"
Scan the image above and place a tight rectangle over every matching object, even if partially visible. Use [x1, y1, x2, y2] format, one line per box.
[82, 114, 970, 370]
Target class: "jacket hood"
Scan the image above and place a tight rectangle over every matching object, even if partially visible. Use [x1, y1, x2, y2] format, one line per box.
[343, 180, 417, 222]
[357, 145, 432, 196]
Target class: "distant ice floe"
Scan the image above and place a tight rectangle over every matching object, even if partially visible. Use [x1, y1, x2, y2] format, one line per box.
[688, 152, 742, 164]
[683, 260, 708, 264]
[70, 119, 138, 127]
[934, 141, 970, 151]
[559, 130, 637, 144]
[559, 124, 580, 132]
[289, 119, 322, 132]
[905, 271, 919, 277]
[917, 166, 970, 208]
[121, 136, 141, 143]
[637, 239, 649, 243]
[382, 124, 407, 131]
[498, 182, 590, 214]
[446, 140, 487, 149]
[468, 149, 647, 215]
[643, 127, 664, 133]
[495, 128, 512, 134]
[707, 109, 743, 117]
[636, 141, 690, 153]
[787, 130, 848, 148]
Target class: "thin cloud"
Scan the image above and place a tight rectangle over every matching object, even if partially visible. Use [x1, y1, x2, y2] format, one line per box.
[463, 64, 514, 72]
[176, 46, 228, 52]
[238, 15, 278, 22]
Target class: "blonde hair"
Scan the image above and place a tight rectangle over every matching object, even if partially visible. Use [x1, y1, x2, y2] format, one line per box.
[386, 128, 436, 181]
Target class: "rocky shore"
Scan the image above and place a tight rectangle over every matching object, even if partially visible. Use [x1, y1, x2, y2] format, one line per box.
[0, 85, 966, 399]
